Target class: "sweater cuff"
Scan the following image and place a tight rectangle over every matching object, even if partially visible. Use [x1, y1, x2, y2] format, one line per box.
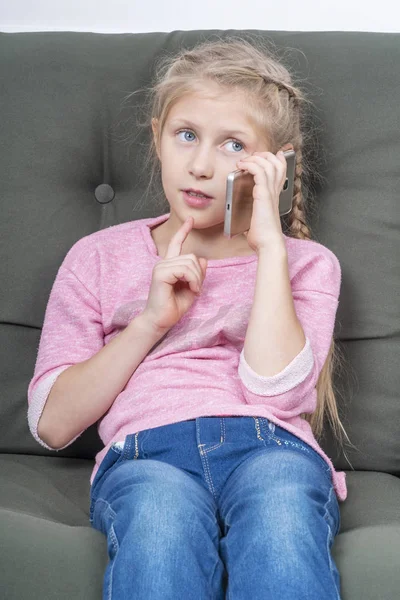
[238, 336, 314, 395]
[27, 366, 84, 450]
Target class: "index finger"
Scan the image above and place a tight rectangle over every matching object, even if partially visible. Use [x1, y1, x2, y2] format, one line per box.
[165, 216, 193, 259]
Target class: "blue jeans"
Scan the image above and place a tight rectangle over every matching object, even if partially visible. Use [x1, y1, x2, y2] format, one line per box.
[90, 416, 341, 599]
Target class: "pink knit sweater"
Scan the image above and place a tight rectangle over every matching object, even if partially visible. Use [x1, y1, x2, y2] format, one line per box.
[27, 212, 347, 501]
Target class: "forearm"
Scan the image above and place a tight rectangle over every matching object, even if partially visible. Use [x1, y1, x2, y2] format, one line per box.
[37, 313, 166, 449]
[243, 239, 306, 377]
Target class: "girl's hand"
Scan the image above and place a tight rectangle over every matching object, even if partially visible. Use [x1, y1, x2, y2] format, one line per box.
[141, 216, 208, 334]
[236, 150, 289, 252]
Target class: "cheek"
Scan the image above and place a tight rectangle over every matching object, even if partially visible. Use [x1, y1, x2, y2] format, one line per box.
[159, 149, 177, 175]
[161, 168, 176, 191]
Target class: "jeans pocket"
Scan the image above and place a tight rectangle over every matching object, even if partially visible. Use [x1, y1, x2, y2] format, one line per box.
[111, 440, 125, 454]
[258, 418, 287, 446]
[135, 427, 164, 459]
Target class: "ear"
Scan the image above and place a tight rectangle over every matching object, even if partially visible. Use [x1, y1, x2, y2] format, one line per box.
[151, 118, 161, 160]
[279, 143, 294, 153]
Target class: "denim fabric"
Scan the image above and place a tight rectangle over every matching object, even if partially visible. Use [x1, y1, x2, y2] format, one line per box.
[90, 416, 341, 599]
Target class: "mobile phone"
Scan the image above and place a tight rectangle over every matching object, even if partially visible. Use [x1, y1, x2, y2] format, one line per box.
[223, 149, 296, 239]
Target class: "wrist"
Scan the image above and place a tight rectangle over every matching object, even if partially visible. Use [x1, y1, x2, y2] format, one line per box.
[134, 312, 169, 339]
[256, 236, 287, 258]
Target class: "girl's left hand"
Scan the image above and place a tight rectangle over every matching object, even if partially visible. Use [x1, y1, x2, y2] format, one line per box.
[236, 150, 288, 252]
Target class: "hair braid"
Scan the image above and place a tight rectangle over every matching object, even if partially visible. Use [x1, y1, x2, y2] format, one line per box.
[284, 94, 312, 241]
[287, 146, 312, 240]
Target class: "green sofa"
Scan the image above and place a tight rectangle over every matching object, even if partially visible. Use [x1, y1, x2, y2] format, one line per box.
[0, 29, 399, 599]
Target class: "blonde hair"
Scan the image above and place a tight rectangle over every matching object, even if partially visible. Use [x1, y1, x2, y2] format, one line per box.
[122, 35, 357, 462]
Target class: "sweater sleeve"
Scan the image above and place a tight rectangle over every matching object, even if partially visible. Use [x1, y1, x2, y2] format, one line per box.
[27, 241, 104, 450]
[238, 245, 341, 420]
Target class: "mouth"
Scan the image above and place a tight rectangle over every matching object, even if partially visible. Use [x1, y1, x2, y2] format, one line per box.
[182, 189, 214, 208]
[183, 188, 214, 199]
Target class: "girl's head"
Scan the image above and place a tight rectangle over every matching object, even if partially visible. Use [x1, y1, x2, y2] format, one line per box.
[144, 36, 316, 241]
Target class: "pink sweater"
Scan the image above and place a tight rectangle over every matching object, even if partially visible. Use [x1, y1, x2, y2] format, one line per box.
[27, 212, 347, 502]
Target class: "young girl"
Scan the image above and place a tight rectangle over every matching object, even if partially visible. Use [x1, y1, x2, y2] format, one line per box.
[27, 36, 350, 599]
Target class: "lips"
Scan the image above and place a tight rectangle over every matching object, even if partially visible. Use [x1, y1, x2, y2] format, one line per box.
[182, 190, 213, 208]
[183, 188, 213, 199]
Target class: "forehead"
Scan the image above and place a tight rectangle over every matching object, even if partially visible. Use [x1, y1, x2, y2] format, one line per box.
[166, 85, 258, 135]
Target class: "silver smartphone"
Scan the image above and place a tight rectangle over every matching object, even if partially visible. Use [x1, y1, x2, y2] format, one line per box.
[224, 149, 296, 239]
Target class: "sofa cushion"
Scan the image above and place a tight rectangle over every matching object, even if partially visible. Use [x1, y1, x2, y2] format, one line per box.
[0, 30, 399, 476]
[1, 455, 400, 599]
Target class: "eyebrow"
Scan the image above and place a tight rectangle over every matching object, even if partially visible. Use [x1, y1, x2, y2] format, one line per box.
[168, 119, 253, 140]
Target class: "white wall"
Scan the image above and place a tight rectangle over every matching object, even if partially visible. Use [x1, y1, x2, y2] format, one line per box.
[1, 0, 399, 33]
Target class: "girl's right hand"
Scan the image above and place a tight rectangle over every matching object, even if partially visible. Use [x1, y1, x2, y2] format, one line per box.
[141, 216, 208, 334]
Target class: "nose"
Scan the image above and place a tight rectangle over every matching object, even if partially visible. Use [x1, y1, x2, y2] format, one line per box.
[188, 146, 214, 179]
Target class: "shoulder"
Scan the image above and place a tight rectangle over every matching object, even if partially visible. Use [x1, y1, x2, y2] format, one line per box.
[283, 234, 341, 270]
[60, 219, 145, 273]
[283, 235, 342, 297]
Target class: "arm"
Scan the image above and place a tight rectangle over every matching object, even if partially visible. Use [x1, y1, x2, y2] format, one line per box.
[37, 314, 165, 449]
[27, 237, 166, 451]
[238, 240, 341, 418]
[243, 238, 306, 377]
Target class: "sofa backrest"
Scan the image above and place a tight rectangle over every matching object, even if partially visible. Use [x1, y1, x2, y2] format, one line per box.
[1, 30, 399, 475]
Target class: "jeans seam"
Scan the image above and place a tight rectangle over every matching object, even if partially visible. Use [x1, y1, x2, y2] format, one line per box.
[325, 484, 341, 537]
[201, 418, 225, 453]
[307, 450, 333, 485]
[200, 446, 218, 499]
[325, 522, 341, 600]
[259, 418, 283, 446]
[324, 487, 341, 599]
[107, 518, 119, 600]
[253, 417, 265, 441]
[196, 419, 218, 500]
[121, 434, 132, 460]
[203, 442, 224, 453]
[133, 432, 139, 459]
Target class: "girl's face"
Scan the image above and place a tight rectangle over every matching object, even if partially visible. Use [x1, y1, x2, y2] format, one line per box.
[152, 85, 269, 235]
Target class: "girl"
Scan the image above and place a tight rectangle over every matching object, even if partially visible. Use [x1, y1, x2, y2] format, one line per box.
[28, 36, 352, 599]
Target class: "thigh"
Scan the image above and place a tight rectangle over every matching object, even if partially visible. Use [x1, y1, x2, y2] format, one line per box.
[218, 448, 342, 599]
[259, 418, 335, 486]
[90, 441, 221, 536]
[90, 443, 227, 599]
[260, 418, 341, 536]
[217, 417, 341, 544]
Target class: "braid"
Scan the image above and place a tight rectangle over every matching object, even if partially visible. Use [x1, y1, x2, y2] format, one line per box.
[287, 146, 312, 240]
[256, 76, 310, 240]
[261, 76, 296, 100]
[260, 76, 310, 242]
[284, 92, 312, 241]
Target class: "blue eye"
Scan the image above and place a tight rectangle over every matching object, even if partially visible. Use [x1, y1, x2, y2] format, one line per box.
[177, 130, 196, 142]
[176, 129, 245, 152]
[227, 140, 244, 152]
